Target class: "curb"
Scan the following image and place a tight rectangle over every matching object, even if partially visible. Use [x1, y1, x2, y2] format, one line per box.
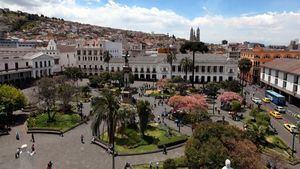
[27, 118, 88, 135]
[92, 137, 186, 157]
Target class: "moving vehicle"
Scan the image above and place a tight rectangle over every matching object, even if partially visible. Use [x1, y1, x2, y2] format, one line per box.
[269, 111, 282, 119]
[251, 97, 262, 104]
[262, 97, 271, 103]
[275, 106, 286, 113]
[283, 123, 298, 133]
[265, 90, 285, 106]
[297, 114, 300, 119]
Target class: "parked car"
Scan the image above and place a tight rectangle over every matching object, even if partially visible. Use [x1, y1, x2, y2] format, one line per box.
[269, 111, 282, 119]
[275, 106, 286, 113]
[283, 123, 299, 133]
[252, 97, 262, 104]
[262, 97, 271, 103]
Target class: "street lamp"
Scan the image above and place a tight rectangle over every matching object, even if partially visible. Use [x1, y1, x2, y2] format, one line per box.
[291, 128, 298, 158]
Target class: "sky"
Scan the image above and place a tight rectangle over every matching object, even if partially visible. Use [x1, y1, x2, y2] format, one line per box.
[1, 0, 300, 45]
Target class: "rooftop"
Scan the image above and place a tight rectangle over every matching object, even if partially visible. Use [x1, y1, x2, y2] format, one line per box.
[262, 58, 300, 75]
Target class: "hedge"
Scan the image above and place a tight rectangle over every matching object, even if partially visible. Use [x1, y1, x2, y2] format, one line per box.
[157, 136, 188, 148]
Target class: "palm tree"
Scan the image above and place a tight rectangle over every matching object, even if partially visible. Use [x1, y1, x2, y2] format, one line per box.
[103, 50, 112, 72]
[165, 50, 177, 79]
[116, 104, 136, 136]
[180, 57, 193, 82]
[180, 41, 209, 87]
[137, 100, 152, 136]
[238, 58, 252, 95]
[91, 88, 120, 143]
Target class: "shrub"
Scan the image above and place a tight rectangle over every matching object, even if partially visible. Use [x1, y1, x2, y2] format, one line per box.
[231, 100, 241, 112]
[157, 135, 188, 148]
[163, 159, 176, 169]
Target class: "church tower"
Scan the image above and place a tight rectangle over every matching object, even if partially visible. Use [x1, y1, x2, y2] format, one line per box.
[189, 27, 194, 41]
[196, 27, 200, 42]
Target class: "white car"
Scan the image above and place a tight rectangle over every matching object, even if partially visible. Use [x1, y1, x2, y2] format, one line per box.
[275, 106, 286, 113]
[251, 97, 262, 104]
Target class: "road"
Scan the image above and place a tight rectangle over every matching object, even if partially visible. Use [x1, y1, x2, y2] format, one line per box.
[244, 84, 300, 157]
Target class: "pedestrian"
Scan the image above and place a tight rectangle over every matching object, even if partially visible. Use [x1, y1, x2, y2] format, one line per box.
[15, 148, 20, 159]
[81, 134, 84, 144]
[163, 145, 167, 155]
[149, 161, 153, 169]
[31, 144, 35, 152]
[16, 131, 20, 140]
[157, 115, 160, 123]
[156, 162, 159, 169]
[222, 115, 225, 123]
[31, 133, 35, 143]
[154, 103, 156, 108]
[218, 108, 220, 115]
[47, 161, 53, 169]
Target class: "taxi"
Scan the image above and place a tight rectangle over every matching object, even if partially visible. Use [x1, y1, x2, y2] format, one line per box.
[262, 97, 271, 103]
[269, 111, 282, 119]
[283, 123, 298, 133]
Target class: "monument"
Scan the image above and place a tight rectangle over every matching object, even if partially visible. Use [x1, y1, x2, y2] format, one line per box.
[222, 159, 233, 169]
[121, 51, 132, 104]
[19, 144, 35, 169]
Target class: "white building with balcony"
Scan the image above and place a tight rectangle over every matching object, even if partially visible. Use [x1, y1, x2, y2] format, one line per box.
[77, 52, 238, 83]
[260, 58, 300, 104]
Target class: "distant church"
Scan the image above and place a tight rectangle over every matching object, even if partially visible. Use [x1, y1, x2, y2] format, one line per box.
[189, 27, 200, 42]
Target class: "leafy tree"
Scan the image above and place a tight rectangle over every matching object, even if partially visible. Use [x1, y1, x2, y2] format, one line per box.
[205, 82, 220, 97]
[180, 41, 209, 87]
[165, 50, 177, 78]
[163, 159, 176, 169]
[220, 80, 241, 93]
[116, 104, 136, 136]
[238, 58, 252, 94]
[171, 75, 184, 83]
[185, 122, 263, 169]
[57, 83, 75, 113]
[81, 86, 91, 97]
[0, 84, 27, 114]
[168, 95, 208, 112]
[103, 50, 112, 72]
[64, 67, 84, 82]
[91, 88, 120, 143]
[37, 77, 57, 122]
[137, 100, 152, 136]
[180, 57, 193, 82]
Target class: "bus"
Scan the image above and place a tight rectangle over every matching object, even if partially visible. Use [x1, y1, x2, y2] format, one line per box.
[265, 90, 285, 106]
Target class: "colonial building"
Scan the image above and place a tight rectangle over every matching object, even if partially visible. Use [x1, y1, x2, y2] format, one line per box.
[241, 47, 300, 83]
[260, 58, 300, 104]
[77, 52, 238, 83]
[0, 50, 54, 83]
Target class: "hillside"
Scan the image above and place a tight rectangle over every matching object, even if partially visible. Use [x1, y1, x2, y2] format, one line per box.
[0, 8, 185, 48]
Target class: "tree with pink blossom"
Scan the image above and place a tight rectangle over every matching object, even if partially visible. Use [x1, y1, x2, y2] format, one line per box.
[217, 92, 243, 103]
[168, 94, 208, 112]
[156, 78, 171, 89]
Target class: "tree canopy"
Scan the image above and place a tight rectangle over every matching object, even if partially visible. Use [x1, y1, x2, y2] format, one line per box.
[168, 94, 208, 112]
[0, 84, 27, 114]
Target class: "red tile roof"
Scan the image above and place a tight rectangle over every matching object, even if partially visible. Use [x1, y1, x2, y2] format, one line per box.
[261, 58, 300, 75]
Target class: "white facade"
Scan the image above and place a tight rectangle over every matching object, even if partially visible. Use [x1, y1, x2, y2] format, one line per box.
[261, 67, 300, 99]
[77, 52, 238, 83]
[57, 45, 77, 71]
[0, 51, 54, 83]
[103, 40, 122, 58]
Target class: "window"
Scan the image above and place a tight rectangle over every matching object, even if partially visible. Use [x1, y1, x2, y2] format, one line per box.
[15, 62, 18, 69]
[117, 67, 120, 71]
[135, 68, 138, 72]
[83, 50, 86, 55]
[26, 62, 29, 67]
[219, 76, 223, 81]
[201, 66, 205, 72]
[213, 66, 217, 73]
[44, 61, 47, 67]
[213, 76, 217, 82]
[178, 66, 181, 72]
[94, 50, 97, 55]
[152, 68, 156, 73]
[40, 61, 43, 68]
[147, 68, 150, 73]
[219, 66, 224, 73]
[48, 61, 51, 67]
[83, 65, 86, 69]
[207, 66, 211, 73]
[95, 65, 97, 69]
[89, 65, 92, 69]
[35, 62, 38, 68]
[141, 68, 144, 73]
[275, 70, 279, 77]
[78, 56, 80, 61]
[284, 73, 287, 80]
[88, 50, 92, 55]
[195, 66, 199, 72]
[172, 65, 176, 72]
[79, 65, 81, 69]
[5, 63, 8, 71]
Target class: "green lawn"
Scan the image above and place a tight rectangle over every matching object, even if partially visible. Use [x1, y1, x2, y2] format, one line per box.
[264, 135, 291, 157]
[133, 156, 188, 169]
[27, 113, 81, 132]
[101, 123, 187, 154]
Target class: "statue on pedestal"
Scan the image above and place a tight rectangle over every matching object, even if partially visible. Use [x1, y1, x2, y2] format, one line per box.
[222, 159, 233, 169]
[122, 51, 132, 103]
[19, 144, 35, 169]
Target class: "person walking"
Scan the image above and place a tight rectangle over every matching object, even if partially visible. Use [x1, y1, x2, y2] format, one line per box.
[149, 161, 153, 169]
[47, 161, 53, 169]
[163, 145, 167, 155]
[81, 134, 84, 144]
[15, 148, 20, 159]
[31, 144, 35, 153]
[16, 131, 20, 140]
[31, 133, 35, 143]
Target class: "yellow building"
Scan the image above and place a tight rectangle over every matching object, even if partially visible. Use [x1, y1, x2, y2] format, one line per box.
[240, 47, 300, 83]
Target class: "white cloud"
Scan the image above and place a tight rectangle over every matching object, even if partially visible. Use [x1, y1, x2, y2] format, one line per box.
[0, 0, 300, 45]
